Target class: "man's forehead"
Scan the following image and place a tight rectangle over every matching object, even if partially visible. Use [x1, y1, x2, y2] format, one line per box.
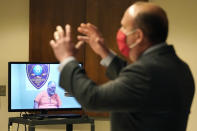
[120, 8, 134, 29]
[128, 2, 163, 17]
[128, 6, 136, 17]
[127, 4, 144, 18]
[121, 3, 162, 25]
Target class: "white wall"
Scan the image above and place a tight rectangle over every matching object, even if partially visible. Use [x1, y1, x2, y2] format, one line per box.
[150, 0, 197, 131]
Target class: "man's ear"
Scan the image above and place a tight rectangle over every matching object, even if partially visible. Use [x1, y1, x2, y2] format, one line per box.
[134, 29, 144, 44]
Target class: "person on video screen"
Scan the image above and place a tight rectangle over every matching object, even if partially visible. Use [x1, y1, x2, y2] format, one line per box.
[34, 81, 62, 109]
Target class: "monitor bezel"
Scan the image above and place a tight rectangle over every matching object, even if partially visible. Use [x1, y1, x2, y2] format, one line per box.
[8, 61, 82, 112]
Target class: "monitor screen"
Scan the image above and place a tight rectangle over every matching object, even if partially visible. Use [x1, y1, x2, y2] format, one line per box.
[8, 62, 82, 112]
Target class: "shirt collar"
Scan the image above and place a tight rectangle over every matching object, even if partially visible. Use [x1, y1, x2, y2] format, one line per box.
[142, 42, 167, 56]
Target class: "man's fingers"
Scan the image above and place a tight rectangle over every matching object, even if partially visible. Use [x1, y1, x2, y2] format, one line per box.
[87, 23, 97, 30]
[77, 27, 90, 35]
[78, 23, 96, 35]
[54, 31, 59, 41]
[65, 24, 71, 39]
[86, 23, 97, 33]
[80, 23, 86, 27]
[75, 41, 85, 49]
[78, 23, 102, 40]
[77, 35, 89, 42]
[50, 40, 56, 48]
[56, 25, 64, 38]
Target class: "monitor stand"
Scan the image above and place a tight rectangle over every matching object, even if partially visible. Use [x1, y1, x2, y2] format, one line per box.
[9, 115, 94, 131]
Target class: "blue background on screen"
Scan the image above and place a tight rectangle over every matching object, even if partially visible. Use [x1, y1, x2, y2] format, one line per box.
[11, 64, 81, 110]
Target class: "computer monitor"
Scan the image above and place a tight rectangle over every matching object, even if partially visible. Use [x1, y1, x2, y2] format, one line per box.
[8, 62, 82, 113]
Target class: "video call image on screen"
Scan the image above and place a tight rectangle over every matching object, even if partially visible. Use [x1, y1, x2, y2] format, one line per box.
[10, 63, 81, 110]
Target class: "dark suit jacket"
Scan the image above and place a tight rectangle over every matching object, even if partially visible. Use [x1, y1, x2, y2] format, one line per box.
[60, 45, 195, 131]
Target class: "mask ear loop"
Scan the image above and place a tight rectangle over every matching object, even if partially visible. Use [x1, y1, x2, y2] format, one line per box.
[126, 29, 139, 49]
[129, 42, 138, 48]
[125, 29, 136, 36]
[120, 27, 138, 49]
[120, 27, 136, 35]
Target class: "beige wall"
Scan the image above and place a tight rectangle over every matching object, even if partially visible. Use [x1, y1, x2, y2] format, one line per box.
[0, 0, 197, 131]
[150, 0, 197, 131]
[0, 0, 110, 131]
[0, 0, 29, 130]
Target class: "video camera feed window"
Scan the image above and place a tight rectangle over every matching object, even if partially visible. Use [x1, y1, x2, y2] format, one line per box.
[10, 63, 81, 110]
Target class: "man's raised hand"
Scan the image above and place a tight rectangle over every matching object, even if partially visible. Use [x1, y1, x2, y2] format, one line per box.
[50, 24, 84, 62]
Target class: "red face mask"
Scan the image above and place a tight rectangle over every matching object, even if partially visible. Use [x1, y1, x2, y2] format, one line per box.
[116, 30, 130, 57]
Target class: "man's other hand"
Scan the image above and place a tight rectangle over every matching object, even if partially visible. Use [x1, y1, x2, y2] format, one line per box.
[77, 23, 110, 59]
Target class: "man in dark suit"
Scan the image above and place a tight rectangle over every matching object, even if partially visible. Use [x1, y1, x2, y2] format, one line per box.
[50, 2, 195, 131]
